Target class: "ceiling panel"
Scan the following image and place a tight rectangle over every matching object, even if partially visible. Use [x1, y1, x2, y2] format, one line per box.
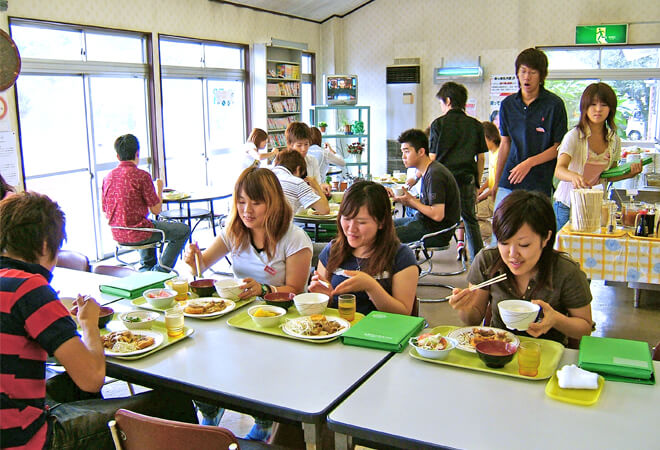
[213, 0, 373, 22]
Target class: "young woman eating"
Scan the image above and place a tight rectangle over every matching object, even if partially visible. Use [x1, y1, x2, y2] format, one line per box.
[449, 190, 593, 345]
[183, 166, 312, 438]
[240, 128, 279, 169]
[309, 181, 419, 315]
[553, 82, 642, 231]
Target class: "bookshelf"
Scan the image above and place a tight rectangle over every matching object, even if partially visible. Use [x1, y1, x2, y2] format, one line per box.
[264, 46, 302, 149]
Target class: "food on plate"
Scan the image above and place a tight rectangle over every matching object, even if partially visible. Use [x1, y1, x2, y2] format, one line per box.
[252, 307, 279, 317]
[102, 330, 155, 353]
[414, 333, 449, 351]
[145, 290, 173, 299]
[286, 315, 345, 336]
[184, 299, 228, 315]
[469, 328, 514, 347]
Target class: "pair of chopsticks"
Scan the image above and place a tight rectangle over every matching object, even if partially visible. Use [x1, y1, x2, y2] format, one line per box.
[469, 273, 507, 291]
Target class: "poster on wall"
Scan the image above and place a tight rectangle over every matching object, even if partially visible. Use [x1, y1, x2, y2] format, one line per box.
[466, 98, 477, 118]
[0, 92, 10, 132]
[489, 75, 517, 127]
[0, 131, 20, 186]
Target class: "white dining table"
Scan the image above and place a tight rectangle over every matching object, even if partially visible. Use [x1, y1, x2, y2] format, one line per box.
[327, 348, 660, 449]
[52, 267, 122, 305]
[106, 299, 393, 448]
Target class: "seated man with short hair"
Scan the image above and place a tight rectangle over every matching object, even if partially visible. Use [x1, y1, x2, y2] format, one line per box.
[272, 149, 330, 215]
[102, 134, 190, 272]
[392, 129, 461, 247]
[0, 192, 196, 449]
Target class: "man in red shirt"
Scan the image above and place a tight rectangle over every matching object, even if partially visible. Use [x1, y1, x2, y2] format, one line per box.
[0, 192, 196, 449]
[102, 134, 189, 272]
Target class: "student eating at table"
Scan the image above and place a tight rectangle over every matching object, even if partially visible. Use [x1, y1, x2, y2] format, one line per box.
[0, 192, 196, 450]
[272, 149, 330, 215]
[308, 181, 419, 315]
[183, 166, 312, 438]
[448, 190, 593, 345]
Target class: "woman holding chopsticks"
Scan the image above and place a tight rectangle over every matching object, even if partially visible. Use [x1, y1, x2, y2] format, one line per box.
[449, 190, 593, 345]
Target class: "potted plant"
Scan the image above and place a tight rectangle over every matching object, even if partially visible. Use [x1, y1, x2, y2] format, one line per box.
[346, 141, 365, 163]
[318, 121, 327, 133]
[352, 120, 364, 135]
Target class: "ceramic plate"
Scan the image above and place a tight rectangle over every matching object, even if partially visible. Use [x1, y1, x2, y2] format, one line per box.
[181, 298, 236, 318]
[447, 326, 519, 353]
[281, 316, 350, 340]
[103, 330, 163, 357]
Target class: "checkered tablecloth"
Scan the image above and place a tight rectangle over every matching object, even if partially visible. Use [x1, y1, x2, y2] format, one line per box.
[556, 230, 660, 284]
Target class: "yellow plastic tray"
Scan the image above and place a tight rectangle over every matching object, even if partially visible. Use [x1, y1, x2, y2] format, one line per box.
[561, 224, 626, 238]
[545, 373, 604, 406]
[102, 319, 193, 360]
[627, 232, 660, 242]
[227, 303, 363, 344]
[408, 325, 564, 381]
[131, 294, 255, 319]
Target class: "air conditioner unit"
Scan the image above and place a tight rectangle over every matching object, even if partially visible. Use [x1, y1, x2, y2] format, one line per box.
[433, 66, 483, 83]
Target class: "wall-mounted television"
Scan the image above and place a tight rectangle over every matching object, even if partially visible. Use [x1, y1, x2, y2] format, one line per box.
[324, 74, 358, 105]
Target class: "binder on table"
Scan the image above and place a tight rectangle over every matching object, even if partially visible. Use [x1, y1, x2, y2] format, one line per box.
[578, 336, 655, 385]
[99, 271, 176, 299]
[341, 311, 425, 352]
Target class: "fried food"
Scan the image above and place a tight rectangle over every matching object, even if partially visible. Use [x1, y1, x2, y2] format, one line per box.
[184, 299, 228, 315]
[469, 327, 513, 347]
[102, 330, 155, 353]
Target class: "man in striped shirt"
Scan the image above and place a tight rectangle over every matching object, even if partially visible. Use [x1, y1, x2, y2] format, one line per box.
[1, 192, 195, 449]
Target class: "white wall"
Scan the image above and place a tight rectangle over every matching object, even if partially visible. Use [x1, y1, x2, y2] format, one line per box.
[335, 0, 660, 174]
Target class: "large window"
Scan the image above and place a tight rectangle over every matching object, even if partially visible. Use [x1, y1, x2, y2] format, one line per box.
[11, 20, 152, 260]
[159, 37, 248, 195]
[542, 45, 660, 143]
[301, 52, 315, 125]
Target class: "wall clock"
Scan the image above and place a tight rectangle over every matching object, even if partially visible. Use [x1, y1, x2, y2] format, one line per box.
[0, 29, 21, 92]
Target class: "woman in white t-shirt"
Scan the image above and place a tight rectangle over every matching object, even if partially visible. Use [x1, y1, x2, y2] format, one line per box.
[183, 166, 312, 436]
[240, 128, 279, 169]
[553, 83, 642, 231]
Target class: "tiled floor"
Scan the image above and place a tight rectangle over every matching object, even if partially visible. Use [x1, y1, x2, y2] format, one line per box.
[102, 223, 660, 446]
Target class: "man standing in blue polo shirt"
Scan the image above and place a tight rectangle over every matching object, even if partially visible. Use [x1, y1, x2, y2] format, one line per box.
[491, 48, 567, 208]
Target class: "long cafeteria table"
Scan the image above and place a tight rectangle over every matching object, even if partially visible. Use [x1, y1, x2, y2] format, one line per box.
[105, 298, 393, 449]
[52, 267, 123, 305]
[327, 348, 660, 449]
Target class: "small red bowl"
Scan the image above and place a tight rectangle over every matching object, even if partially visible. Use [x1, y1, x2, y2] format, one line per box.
[475, 340, 518, 368]
[263, 292, 295, 309]
[70, 305, 114, 328]
[190, 279, 216, 297]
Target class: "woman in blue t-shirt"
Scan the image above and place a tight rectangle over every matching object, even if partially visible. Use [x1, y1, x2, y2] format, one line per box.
[309, 181, 419, 315]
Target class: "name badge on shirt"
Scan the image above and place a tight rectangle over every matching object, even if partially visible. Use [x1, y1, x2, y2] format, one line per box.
[264, 265, 276, 275]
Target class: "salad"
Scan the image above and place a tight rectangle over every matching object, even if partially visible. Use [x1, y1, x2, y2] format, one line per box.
[414, 333, 449, 351]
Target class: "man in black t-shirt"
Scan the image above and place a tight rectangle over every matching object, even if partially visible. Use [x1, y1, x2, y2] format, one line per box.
[429, 82, 487, 261]
[392, 129, 461, 247]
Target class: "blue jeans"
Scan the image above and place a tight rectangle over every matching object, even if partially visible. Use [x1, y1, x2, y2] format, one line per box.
[135, 220, 190, 271]
[45, 373, 196, 449]
[490, 187, 513, 246]
[553, 201, 570, 232]
[457, 178, 483, 261]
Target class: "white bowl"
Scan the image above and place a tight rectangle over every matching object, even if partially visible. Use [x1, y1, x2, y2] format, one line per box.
[248, 305, 286, 327]
[119, 310, 159, 330]
[498, 300, 540, 331]
[293, 293, 329, 316]
[142, 288, 177, 309]
[330, 191, 344, 203]
[409, 336, 457, 360]
[214, 279, 243, 300]
[392, 185, 406, 196]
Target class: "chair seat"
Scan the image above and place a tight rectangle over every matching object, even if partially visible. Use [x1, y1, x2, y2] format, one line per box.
[160, 208, 211, 220]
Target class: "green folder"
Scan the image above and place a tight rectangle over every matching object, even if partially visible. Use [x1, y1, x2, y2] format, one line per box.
[99, 271, 176, 299]
[341, 311, 425, 352]
[601, 156, 653, 178]
[578, 336, 655, 385]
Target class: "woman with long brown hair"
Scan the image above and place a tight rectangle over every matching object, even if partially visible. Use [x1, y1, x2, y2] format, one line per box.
[309, 181, 418, 315]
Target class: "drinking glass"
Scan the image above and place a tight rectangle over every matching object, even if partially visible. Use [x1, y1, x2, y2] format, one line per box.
[517, 341, 541, 377]
[167, 278, 189, 302]
[337, 294, 356, 321]
[164, 306, 184, 337]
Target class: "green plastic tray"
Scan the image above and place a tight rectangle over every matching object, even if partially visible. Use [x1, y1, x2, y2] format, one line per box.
[409, 325, 564, 381]
[102, 319, 193, 360]
[226, 303, 364, 344]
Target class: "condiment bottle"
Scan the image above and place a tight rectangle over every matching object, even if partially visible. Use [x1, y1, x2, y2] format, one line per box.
[635, 211, 648, 237]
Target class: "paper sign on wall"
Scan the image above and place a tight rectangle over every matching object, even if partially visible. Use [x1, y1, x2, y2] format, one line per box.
[0, 131, 20, 186]
[0, 92, 10, 132]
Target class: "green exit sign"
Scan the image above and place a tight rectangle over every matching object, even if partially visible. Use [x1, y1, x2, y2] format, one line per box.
[576, 24, 628, 45]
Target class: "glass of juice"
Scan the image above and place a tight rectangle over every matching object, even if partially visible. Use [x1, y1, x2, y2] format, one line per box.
[337, 294, 356, 321]
[164, 306, 184, 337]
[517, 341, 541, 377]
[167, 278, 189, 302]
